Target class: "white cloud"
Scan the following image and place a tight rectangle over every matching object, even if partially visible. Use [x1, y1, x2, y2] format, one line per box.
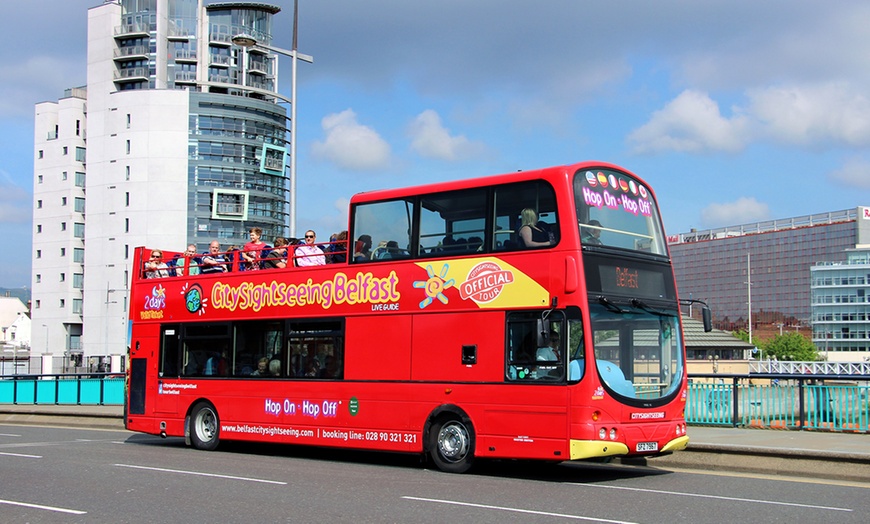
[628, 90, 749, 154]
[747, 83, 870, 146]
[828, 156, 870, 189]
[407, 110, 484, 161]
[311, 109, 391, 171]
[701, 197, 769, 227]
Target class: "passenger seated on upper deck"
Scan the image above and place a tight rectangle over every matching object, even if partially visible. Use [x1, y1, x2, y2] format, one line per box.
[144, 250, 170, 279]
[242, 227, 268, 271]
[581, 220, 603, 245]
[295, 230, 326, 266]
[173, 244, 201, 276]
[326, 230, 348, 263]
[262, 237, 289, 269]
[353, 235, 372, 262]
[201, 240, 228, 274]
[518, 208, 553, 249]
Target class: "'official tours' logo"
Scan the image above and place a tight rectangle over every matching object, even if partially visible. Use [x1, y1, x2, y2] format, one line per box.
[459, 261, 514, 304]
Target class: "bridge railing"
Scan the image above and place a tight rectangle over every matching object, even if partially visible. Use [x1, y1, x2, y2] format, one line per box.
[688, 373, 870, 432]
[0, 373, 125, 406]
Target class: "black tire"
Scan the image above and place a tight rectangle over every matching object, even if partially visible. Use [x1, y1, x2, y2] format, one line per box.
[428, 416, 475, 473]
[189, 402, 220, 451]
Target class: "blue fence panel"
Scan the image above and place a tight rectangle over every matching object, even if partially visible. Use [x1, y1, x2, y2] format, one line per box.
[57, 380, 80, 404]
[103, 378, 125, 405]
[0, 381, 13, 403]
[687, 382, 733, 425]
[35, 380, 57, 404]
[14, 380, 36, 404]
[79, 379, 103, 405]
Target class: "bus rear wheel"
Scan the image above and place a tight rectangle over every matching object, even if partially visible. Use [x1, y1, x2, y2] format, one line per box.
[189, 402, 220, 451]
[429, 417, 475, 473]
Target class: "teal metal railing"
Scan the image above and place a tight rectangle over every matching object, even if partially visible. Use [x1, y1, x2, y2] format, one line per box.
[687, 374, 870, 432]
[0, 374, 124, 405]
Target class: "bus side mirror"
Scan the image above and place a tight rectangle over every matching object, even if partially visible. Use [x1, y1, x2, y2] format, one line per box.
[702, 306, 712, 332]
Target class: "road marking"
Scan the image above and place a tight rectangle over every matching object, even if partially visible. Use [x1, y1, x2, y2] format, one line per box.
[113, 464, 287, 485]
[0, 432, 21, 437]
[403, 496, 638, 523]
[0, 451, 42, 458]
[574, 484, 851, 512]
[0, 498, 86, 515]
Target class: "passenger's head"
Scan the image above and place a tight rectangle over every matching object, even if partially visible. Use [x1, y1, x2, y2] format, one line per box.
[209, 241, 221, 253]
[268, 359, 281, 376]
[184, 244, 197, 256]
[304, 230, 317, 245]
[521, 208, 538, 227]
[149, 250, 163, 262]
[358, 234, 372, 250]
[249, 227, 263, 242]
[273, 237, 288, 247]
[256, 357, 269, 374]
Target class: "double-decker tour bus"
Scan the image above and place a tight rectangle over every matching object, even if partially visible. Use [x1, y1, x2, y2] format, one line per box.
[125, 161, 710, 473]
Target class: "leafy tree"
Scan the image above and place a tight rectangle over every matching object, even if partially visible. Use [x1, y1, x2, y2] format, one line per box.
[761, 332, 818, 361]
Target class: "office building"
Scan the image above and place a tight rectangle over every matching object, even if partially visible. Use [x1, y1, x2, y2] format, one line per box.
[33, 1, 293, 369]
[669, 207, 870, 359]
[811, 249, 870, 359]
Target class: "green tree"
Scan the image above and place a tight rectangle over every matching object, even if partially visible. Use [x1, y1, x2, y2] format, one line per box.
[762, 332, 818, 361]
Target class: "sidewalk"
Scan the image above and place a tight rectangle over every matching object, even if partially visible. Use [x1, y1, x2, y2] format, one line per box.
[1, 404, 868, 481]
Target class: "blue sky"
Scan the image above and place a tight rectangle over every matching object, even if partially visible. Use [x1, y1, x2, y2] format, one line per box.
[2, 0, 870, 288]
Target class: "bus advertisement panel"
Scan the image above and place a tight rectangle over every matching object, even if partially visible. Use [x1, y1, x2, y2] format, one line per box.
[126, 161, 699, 473]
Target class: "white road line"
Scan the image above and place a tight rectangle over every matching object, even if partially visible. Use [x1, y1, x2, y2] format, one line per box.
[0, 433, 22, 437]
[0, 498, 86, 515]
[113, 464, 287, 485]
[0, 451, 42, 458]
[403, 496, 638, 523]
[574, 483, 852, 512]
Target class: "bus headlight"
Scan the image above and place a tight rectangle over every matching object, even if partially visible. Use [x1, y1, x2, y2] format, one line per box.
[609, 428, 617, 440]
[599, 428, 607, 439]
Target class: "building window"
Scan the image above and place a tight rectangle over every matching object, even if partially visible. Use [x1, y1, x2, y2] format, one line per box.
[74, 197, 85, 213]
[74, 248, 84, 263]
[35, 300, 40, 309]
[36, 274, 41, 283]
[125, 218, 130, 233]
[126, 165, 131, 180]
[37, 224, 42, 233]
[61, 247, 66, 257]
[60, 299, 65, 308]
[74, 223, 85, 238]
[63, 146, 68, 155]
[73, 273, 84, 289]
[37, 200, 42, 209]
[127, 113, 131, 128]
[62, 171, 68, 181]
[38, 175, 43, 184]
[126, 140, 131, 154]
[38, 150, 44, 159]
[60, 273, 66, 282]
[73, 299, 83, 315]
[61, 222, 67, 231]
[75, 147, 86, 162]
[75, 172, 85, 187]
[125, 245, 129, 259]
[126, 192, 130, 206]
[36, 250, 42, 259]
[62, 197, 67, 206]
[76, 119, 81, 136]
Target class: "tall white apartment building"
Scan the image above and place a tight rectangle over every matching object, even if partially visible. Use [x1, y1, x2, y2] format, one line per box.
[33, 0, 293, 370]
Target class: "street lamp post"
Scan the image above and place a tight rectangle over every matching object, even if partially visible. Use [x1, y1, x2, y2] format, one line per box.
[232, 1, 313, 238]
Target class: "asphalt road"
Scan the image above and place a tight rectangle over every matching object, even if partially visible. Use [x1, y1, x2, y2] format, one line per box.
[1, 423, 867, 523]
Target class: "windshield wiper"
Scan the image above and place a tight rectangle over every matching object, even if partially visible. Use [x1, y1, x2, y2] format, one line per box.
[629, 298, 672, 317]
[597, 295, 629, 314]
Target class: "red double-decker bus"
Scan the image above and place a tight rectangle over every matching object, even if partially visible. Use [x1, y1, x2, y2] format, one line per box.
[125, 161, 709, 473]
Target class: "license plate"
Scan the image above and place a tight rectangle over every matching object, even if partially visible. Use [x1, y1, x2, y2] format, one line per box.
[636, 441, 658, 452]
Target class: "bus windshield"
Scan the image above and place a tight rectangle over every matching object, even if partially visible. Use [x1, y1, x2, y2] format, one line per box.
[590, 302, 683, 401]
[574, 168, 667, 255]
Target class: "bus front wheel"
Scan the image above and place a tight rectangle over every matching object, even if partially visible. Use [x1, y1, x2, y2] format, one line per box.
[189, 402, 220, 451]
[428, 417, 475, 473]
